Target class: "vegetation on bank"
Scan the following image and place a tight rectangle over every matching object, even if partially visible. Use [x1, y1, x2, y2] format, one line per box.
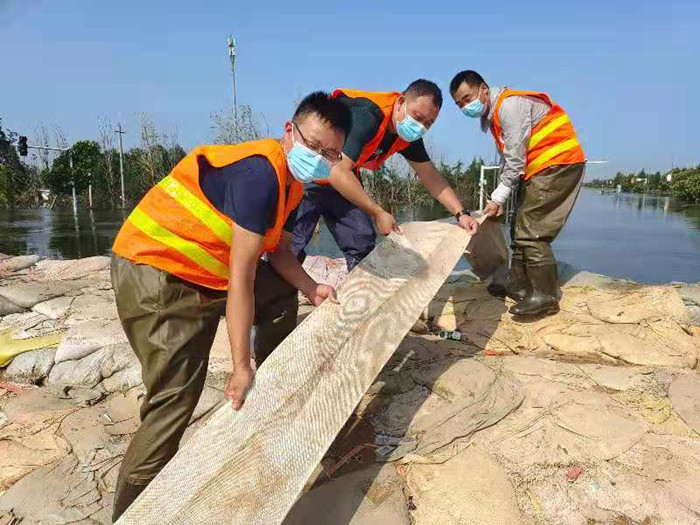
[0, 110, 488, 211]
[584, 167, 700, 203]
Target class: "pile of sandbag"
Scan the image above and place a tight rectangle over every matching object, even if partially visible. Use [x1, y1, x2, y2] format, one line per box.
[0, 255, 132, 390]
[428, 278, 699, 368]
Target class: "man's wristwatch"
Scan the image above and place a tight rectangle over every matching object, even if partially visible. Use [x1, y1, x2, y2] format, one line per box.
[454, 209, 472, 220]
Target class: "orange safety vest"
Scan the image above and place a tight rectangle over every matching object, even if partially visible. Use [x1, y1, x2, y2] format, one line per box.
[312, 89, 410, 186]
[491, 89, 585, 180]
[112, 139, 303, 290]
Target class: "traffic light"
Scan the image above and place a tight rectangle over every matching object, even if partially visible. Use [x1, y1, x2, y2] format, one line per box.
[18, 136, 28, 156]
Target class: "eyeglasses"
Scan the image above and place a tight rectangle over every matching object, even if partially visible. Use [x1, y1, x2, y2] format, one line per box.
[293, 123, 343, 165]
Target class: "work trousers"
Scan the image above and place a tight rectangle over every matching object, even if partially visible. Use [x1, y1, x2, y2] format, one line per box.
[291, 182, 376, 271]
[510, 163, 585, 267]
[109, 254, 298, 518]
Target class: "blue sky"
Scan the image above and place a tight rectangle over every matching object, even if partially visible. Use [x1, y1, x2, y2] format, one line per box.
[1, 0, 697, 178]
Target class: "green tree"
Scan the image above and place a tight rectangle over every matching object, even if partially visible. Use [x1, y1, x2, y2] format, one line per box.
[0, 117, 29, 206]
[44, 140, 103, 196]
[671, 168, 700, 203]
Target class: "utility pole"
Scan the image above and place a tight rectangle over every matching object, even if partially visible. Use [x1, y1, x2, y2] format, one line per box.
[69, 152, 78, 217]
[227, 36, 238, 139]
[115, 123, 126, 209]
[88, 171, 93, 209]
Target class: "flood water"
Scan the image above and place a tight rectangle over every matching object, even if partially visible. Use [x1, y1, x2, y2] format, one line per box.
[1, 189, 699, 284]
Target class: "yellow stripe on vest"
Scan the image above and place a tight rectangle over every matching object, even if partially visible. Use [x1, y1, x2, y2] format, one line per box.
[157, 176, 232, 244]
[526, 138, 580, 176]
[528, 114, 571, 149]
[127, 207, 229, 279]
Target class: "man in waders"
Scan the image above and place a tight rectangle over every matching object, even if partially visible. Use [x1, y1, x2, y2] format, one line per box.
[291, 79, 479, 271]
[449, 70, 586, 317]
[109, 92, 351, 520]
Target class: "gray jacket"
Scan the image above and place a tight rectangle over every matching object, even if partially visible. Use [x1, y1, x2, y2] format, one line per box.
[481, 87, 550, 205]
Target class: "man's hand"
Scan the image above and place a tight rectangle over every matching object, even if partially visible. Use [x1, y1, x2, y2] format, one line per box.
[225, 361, 255, 411]
[374, 209, 402, 235]
[482, 200, 504, 218]
[458, 214, 479, 234]
[305, 283, 339, 307]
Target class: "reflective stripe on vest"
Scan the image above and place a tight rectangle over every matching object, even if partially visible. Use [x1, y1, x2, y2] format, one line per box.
[128, 207, 230, 279]
[491, 89, 585, 180]
[112, 139, 302, 290]
[156, 176, 232, 244]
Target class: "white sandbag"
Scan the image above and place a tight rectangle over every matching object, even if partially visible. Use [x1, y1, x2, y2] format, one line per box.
[0, 281, 81, 309]
[406, 446, 524, 525]
[0, 255, 40, 275]
[100, 342, 138, 379]
[100, 362, 143, 393]
[2, 347, 56, 383]
[64, 292, 118, 326]
[0, 296, 24, 316]
[31, 295, 74, 319]
[47, 347, 113, 388]
[54, 319, 128, 363]
[669, 373, 700, 434]
[30, 255, 110, 280]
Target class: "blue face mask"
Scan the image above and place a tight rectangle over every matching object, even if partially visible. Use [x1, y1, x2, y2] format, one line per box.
[286, 124, 332, 183]
[396, 103, 427, 142]
[461, 91, 486, 118]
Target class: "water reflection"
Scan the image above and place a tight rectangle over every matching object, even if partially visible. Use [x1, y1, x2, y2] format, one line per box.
[1, 189, 698, 284]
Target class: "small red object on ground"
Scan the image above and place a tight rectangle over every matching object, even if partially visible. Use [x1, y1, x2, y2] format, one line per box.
[0, 382, 25, 393]
[566, 466, 583, 482]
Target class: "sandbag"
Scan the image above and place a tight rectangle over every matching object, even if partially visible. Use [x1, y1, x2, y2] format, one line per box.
[54, 319, 128, 363]
[48, 347, 113, 388]
[29, 255, 111, 281]
[2, 347, 56, 383]
[0, 281, 81, 309]
[0, 255, 40, 275]
[463, 216, 508, 280]
[31, 295, 74, 319]
[0, 296, 24, 316]
[406, 446, 524, 525]
[669, 373, 700, 434]
[427, 280, 700, 368]
[100, 361, 143, 393]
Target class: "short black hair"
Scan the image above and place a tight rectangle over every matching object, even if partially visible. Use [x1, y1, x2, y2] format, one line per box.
[293, 91, 352, 137]
[449, 70, 488, 96]
[404, 79, 443, 109]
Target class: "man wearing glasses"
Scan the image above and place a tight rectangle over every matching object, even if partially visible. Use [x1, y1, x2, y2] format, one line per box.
[109, 92, 351, 521]
[291, 79, 479, 271]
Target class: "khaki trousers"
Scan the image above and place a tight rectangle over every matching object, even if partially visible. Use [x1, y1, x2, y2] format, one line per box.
[110, 254, 298, 519]
[510, 163, 585, 267]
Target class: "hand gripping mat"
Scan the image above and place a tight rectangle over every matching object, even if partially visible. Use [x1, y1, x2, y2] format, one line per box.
[117, 221, 471, 525]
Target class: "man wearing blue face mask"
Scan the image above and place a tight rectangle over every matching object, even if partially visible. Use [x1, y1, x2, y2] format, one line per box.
[450, 70, 586, 318]
[291, 79, 479, 271]
[109, 92, 351, 521]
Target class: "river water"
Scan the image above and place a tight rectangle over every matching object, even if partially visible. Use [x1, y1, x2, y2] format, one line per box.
[1, 189, 698, 284]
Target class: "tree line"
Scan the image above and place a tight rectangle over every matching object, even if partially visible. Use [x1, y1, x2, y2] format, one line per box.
[584, 167, 700, 203]
[1, 107, 490, 211]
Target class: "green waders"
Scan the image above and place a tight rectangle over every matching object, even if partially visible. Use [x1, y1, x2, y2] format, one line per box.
[508, 162, 585, 316]
[109, 254, 298, 521]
